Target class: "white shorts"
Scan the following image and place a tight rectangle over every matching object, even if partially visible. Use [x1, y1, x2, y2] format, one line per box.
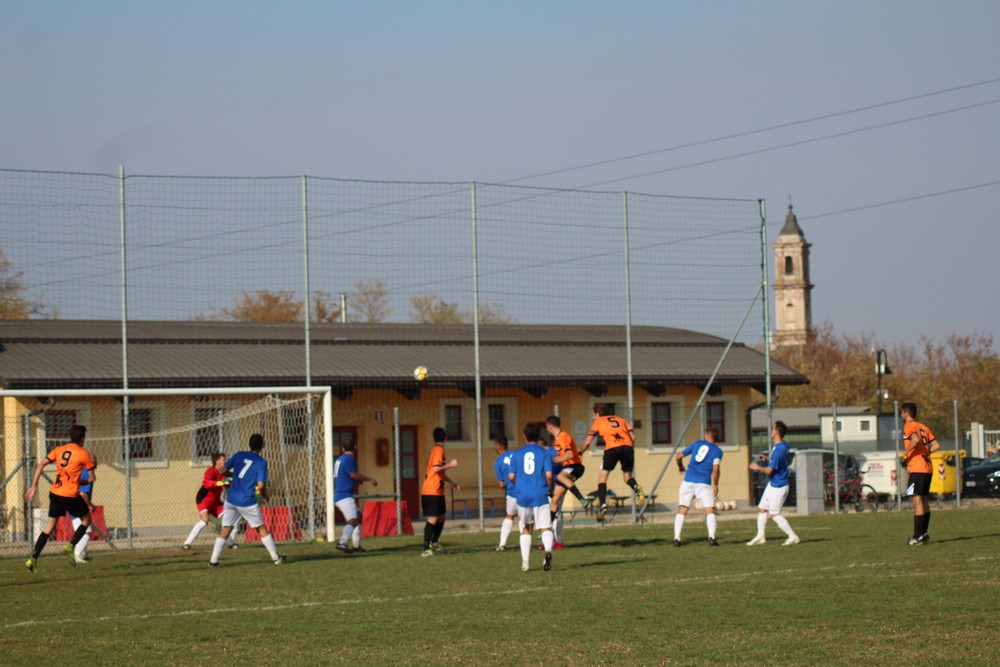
[335, 497, 359, 522]
[517, 504, 552, 531]
[221, 501, 264, 529]
[758, 484, 790, 515]
[505, 495, 518, 517]
[678, 481, 716, 509]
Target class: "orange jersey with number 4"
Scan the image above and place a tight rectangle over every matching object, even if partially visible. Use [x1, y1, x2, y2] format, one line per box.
[902, 420, 935, 474]
[554, 431, 582, 466]
[46, 443, 95, 498]
[589, 415, 634, 450]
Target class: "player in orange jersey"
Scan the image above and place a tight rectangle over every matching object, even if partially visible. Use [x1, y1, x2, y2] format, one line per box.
[24, 424, 96, 572]
[578, 404, 646, 522]
[420, 427, 459, 557]
[546, 415, 587, 548]
[899, 402, 940, 545]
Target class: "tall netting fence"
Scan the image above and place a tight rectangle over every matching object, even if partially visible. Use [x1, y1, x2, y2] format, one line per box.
[1, 169, 769, 542]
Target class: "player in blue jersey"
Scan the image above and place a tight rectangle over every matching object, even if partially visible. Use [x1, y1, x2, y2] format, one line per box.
[209, 434, 286, 566]
[333, 439, 378, 553]
[673, 428, 723, 547]
[493, 435, 517, 552]
[508, 423, 554, 572]
[70, 462, 96, 563]
[747, 421, 800, 546]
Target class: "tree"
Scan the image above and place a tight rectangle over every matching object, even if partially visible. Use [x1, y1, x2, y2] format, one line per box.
[770, 321, 1000, 429]
[349, 279, 394, 323]
[0, 246, 51, 319]
[408, 295, 518, 325]
[201, 290, 341, 323]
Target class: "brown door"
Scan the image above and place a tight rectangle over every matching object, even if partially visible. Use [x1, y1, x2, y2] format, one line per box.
[399, 426, 420, 519]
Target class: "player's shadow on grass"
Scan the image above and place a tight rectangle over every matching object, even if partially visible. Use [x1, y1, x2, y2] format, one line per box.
[566, 557, 655, 569]
[563, 536, 663, 550]
[928, 532, 1000, 544]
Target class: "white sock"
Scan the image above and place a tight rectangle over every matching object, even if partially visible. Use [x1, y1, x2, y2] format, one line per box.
[75, 532, 91, 557]
[706, 513, 718, 539]
[72, 516, 82, 531]
[541, 529, 554, 552]
[773, 514, 796, 538]
[260, 533, 280, 560]
[226, 530, 237, 547]
[209, 537, 226, 563]
[756, 512, 768, 538]
[352, 528, 361, 548]
[499, 518, 513, 547]
[519, 533, 532, 563]
[185, 520, 209, 546]
[553, 516, 563, 543]
[340, 524, 354, 546]
[674, 514, 685, 540]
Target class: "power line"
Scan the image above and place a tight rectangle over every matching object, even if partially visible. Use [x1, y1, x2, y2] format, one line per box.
[506, 76, 1000, 185]
[797, 180, 1000, 223]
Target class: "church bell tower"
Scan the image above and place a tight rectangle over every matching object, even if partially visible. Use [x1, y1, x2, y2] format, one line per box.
[772, 204, 813, 348]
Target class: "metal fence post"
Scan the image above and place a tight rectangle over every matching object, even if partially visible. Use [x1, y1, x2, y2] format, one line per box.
[953, 399, 961, 508]
[832, 403, 840, 513]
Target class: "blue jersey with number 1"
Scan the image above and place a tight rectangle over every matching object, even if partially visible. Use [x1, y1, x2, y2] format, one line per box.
[494, 452, 515, 496]
[510, 442, 553, 507]
[225, 451, 268, 507]
[682, 440, 723, 485]
[333, 452, 357, 502]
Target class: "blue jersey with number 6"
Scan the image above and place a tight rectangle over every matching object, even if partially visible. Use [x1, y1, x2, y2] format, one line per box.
[682, 440, 723, 485]
[510, 442, 553, 507]
[225, 451, 268, 507]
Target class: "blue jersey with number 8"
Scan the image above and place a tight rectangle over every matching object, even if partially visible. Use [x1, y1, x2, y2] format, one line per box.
[225, 451, 269, 507]
[681, 440, 723, 485]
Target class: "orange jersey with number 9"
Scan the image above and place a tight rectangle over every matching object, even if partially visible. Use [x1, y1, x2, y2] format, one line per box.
[46, 443, 96, 498]
[902, 420, 935, 474]
[589, 415, 634, 450]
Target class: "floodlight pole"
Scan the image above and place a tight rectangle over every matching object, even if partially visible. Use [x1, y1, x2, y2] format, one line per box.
[119, 165, 133, 548]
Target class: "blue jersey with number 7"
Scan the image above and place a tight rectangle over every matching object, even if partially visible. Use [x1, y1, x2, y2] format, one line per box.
[225, 451, 269, 507]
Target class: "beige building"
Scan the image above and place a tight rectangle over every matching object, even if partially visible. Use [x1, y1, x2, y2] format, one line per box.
[1, 320, 807, 544]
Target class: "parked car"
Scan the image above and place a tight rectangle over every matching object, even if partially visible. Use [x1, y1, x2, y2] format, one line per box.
[962, 452, 1000, 497]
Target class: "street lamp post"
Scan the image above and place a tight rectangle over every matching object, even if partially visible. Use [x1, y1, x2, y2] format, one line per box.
[876, 349, 891, 445]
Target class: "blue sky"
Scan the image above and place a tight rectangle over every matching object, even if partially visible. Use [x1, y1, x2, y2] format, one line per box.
[2, 0, 998, 344]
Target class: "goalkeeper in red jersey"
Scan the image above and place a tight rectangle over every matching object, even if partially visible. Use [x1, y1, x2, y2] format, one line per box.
[182, 452, 237, 550]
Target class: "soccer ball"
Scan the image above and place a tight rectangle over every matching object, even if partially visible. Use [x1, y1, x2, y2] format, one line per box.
[413, 365, 428, 381]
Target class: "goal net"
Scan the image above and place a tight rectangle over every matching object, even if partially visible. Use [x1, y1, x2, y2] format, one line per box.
[0, 387, 332, 551]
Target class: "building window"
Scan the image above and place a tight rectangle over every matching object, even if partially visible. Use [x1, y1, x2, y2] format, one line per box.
[836, 420, 843, 432]
[706, 401, 726, 443]
[488, 404, 506, 440]
[281, 403, 309, 448]
[784, 256, 794, 275]
[124, 408, 155, 460]
[194, 407, 225, 460]
[860, 420, 871, 432]
[444, 404, 463, 441]
[651, 402, 672, 445]
[44, 409, 78, 453]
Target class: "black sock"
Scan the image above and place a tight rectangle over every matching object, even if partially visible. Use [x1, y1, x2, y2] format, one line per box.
[32, 532, 50, 559]
[598, 483, 607, 506]
[423, 522, 434, 549]
[913, 515, 922, 539]
[550, 510, 557, 522]
[433, 521, 444, 543]
[70, 523, 88, 546]
[627, 478, 639, 491]
[570, 486, 585, 501]
[922, 512, 931, 536]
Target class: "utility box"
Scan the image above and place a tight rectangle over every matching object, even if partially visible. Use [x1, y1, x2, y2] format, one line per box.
[929, 450, 965, 496]
[795, 449, 825, 515]
[857, 451, 903, 497]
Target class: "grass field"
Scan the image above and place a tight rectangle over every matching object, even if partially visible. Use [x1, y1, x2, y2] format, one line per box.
[3, 507, 999, 666]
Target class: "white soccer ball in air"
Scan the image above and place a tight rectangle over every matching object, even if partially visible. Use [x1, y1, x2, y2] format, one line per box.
[413, 365, 428, 382]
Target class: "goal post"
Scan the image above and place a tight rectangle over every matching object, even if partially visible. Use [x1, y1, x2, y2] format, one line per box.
[0, 386, 333, 549]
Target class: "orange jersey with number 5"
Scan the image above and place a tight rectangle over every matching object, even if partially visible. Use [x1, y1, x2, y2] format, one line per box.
[46, 443, 96, 498]
[589, 415, 634, 450]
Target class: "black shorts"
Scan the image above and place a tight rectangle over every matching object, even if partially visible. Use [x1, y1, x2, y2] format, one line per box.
[561, 463, 586, 481]
[602, 446, 635, 473]
[421, 494, 447, 517]
[906, 472, 932, 497]
[48, 493, 90, 519]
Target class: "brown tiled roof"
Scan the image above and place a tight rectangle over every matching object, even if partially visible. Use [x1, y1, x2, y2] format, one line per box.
[0, 320, 808, 391]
